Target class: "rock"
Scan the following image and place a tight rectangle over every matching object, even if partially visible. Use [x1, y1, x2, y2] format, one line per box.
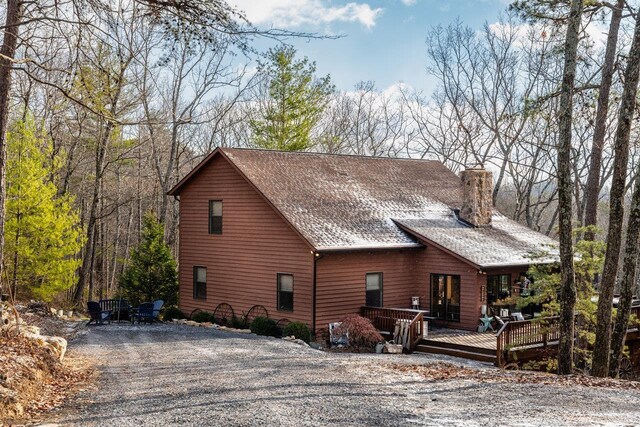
[309, 342, 323, 350]
[383, 343, 403, 354]
[19, 324, 41, 336]
[23, 333, 68, 361]
[200, 322, 214, 328]
[185, 320, 199, 326]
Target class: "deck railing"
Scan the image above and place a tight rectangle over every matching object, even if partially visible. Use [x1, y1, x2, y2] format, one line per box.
[496, 307, 640, 366]
[495, 316, 560, 366]
[360, 306, 425, 352]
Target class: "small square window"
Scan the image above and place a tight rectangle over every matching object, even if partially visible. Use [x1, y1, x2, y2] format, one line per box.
[277, 274, 294, 312]
[366, 273, 383, 307]
[209, 200, 222, 234]
[193, 266, 207, 299]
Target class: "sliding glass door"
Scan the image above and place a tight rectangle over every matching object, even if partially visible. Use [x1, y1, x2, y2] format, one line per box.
[431, 274, 461, 322]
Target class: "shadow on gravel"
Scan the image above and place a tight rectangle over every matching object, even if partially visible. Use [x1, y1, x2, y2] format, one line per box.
[75, 324, 267, 345]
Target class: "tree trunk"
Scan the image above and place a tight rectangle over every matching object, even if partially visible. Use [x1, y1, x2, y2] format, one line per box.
[583, 0, 624, 239]
[73, 121, 113, 305]
[609, 169, 640, 376]
[0, 0, 23, 296]
[592, 11, 640, 378]
[556, 0, 583, 376]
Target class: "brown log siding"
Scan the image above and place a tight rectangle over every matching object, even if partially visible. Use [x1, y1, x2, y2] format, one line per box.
[315, 245, 481, 332]
[178, 155, 313, 323]
[315, 249, 424, 331]
[420, 245, 480, 331]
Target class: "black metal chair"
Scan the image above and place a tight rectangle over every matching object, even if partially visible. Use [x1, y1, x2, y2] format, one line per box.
[87, 301, 111, 326]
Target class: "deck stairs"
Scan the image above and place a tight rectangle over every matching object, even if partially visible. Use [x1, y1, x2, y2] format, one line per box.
[414, 337, 497, 364]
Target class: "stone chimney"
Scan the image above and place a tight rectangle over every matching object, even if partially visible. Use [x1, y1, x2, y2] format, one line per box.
[459, 165, 493, 227]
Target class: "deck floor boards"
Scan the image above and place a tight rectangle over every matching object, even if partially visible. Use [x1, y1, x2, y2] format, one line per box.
[426, 330, 497, 351]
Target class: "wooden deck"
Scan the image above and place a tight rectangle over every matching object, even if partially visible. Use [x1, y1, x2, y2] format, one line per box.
[425, 330, 496, 350]
[416, 330, 498, 363]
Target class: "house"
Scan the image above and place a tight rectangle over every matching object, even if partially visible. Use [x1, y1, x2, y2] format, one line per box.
[168, 148, 559, 334]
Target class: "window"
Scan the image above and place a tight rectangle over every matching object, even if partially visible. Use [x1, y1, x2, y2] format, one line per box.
[365, 273, 383, 307]
[487, 274, 511, 304]
[193, 266, 207, 299]
[431, 274, 460, 321]
[209, 200, 222, 234]
[277, 273, 294, 311]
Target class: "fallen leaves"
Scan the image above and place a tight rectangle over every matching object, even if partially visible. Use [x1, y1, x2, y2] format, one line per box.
[390, 362, 640, 391]
[0, 328, 94, 424]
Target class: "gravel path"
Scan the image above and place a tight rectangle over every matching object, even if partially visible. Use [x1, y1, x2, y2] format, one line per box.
[47, 323, 640, 427]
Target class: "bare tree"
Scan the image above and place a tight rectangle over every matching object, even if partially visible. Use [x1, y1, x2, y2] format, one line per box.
[555, 0, 582, 375]
[592, 8, 640, 378]
[583, 0, 625, 240]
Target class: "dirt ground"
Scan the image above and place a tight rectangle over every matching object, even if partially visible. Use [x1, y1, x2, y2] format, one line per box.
[32, 323, 640, 427]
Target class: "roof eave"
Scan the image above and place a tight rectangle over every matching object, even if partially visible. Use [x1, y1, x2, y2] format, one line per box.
[316, 243, 423, 253]
[479, 258, 559, 270]
[167, 147, 223, 196]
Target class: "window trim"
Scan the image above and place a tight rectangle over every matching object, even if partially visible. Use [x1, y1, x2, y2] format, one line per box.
[208, 200, 223, 235]
[277, 273, 294, 312]
[193, 266, 207, 300]
[365, 272, 383, 307]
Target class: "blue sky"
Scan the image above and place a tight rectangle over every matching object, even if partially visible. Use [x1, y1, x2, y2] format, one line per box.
[229, 0, 510, 93]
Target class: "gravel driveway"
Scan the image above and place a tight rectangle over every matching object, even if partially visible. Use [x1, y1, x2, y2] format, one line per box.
[48, 323, 640, 427]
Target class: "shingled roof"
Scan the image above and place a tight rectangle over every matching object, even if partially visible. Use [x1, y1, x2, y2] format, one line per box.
[394, 213, 559, 268]
[169, 148, 559, 267]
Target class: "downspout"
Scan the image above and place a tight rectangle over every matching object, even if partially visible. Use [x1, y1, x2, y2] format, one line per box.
[312, 252, 324, 336]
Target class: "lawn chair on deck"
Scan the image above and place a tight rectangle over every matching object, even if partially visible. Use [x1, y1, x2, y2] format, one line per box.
[87, 301, 111, 326]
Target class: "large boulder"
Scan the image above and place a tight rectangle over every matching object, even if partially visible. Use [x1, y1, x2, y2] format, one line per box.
[20, 330, 68, 362]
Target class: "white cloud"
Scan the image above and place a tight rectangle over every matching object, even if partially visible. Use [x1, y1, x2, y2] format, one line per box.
[400, 0, 416, 5]
[229, 0, 383, 29]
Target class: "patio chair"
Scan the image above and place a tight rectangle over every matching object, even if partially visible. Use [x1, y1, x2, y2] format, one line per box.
[511, 312, 525, 321]
[131, 302, 155, 324]
[152, 300, 164, 318]
[87, 301, 111, 326]
[131, 300, 164, 324]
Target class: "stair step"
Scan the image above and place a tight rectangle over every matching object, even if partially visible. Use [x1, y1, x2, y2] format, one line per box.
[415, 344, 497, 364]
[419, 339, 496, 356]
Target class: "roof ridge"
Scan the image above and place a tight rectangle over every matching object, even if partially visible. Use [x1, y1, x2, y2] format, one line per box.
[221, 147, 443, 163]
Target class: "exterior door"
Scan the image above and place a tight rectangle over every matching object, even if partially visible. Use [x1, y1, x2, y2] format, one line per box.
[431, 274, 460, 322]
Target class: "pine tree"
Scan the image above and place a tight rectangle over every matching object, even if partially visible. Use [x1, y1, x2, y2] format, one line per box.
[5, 118, 84, 302]
[250, 46, 334, 151]
[119, 212, 178, 306]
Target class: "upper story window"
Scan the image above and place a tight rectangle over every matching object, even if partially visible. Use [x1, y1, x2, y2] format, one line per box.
[193, 266, 207, 300]
[277, 273, 294, 312]
[209, 200, 222, 234]
[365, 272, 383, 307]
